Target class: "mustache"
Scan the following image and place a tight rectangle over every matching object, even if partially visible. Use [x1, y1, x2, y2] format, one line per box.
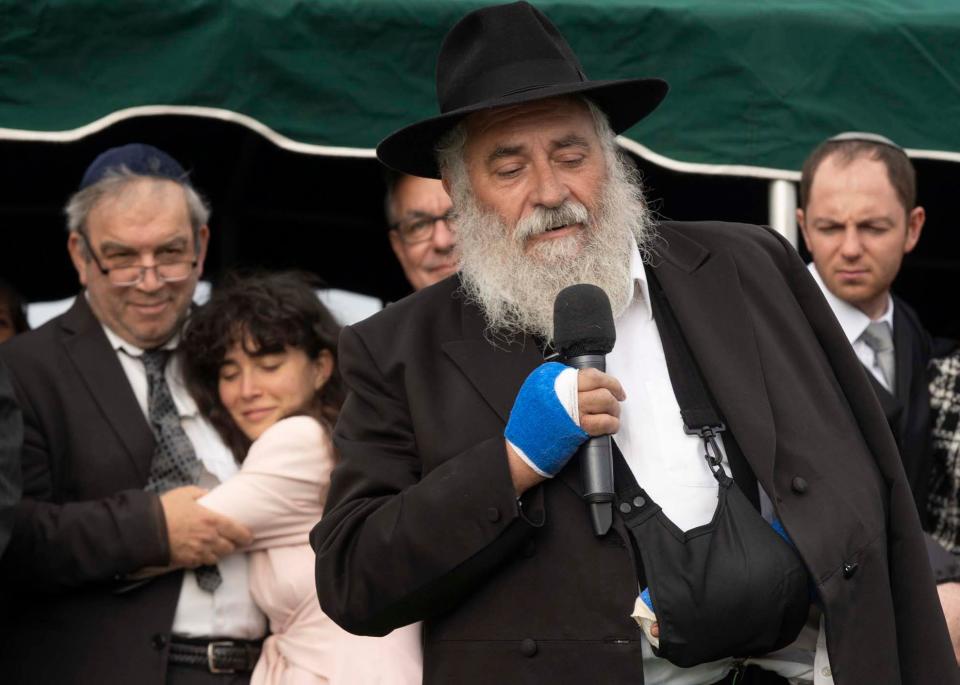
[512, 201, 590, 242]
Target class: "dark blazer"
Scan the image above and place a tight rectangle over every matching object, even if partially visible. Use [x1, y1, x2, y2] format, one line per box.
[865, 296, 934, 524]
[0, 296, 181, 685]
[312, 221, 958, 684]
[0, 358, 22, 561]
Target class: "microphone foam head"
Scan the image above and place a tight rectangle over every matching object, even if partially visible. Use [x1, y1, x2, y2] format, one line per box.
[553, 284, 616, 358]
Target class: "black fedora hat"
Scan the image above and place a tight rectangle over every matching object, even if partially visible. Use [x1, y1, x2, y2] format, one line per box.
[377, 1, 668, 179]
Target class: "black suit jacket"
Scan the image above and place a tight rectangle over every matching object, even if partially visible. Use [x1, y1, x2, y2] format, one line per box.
[0, 296, 181, 685]
[312, 221, 957, 684]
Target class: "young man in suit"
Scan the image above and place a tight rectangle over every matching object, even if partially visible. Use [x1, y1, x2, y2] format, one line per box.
[797, 131, 960, 657]
[0, 144, 265, 684]
[312, 3, 957, 683]
[797, 133, 933, 516]
[384, 169, 459, 291]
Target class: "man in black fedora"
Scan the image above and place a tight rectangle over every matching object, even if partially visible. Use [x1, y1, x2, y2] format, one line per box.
[312, 3, 957, 683]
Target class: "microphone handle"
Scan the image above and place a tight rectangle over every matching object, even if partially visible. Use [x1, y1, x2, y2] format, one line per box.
[566, 354, 615, 536]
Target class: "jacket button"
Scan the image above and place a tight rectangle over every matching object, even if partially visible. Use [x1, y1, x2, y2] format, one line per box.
[843, 562, 858, 579]
[619, 502, 632, 514]
[520, 638, 538, 657]
[633, 496, 646, 508]
[151, 633, 168, 650]
[791, 476, 808, 494]
[487, 507, 500, 522]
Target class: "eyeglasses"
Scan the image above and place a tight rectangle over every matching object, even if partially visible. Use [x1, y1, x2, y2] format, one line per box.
[78, 230, 198, 287]
[390, 210, 456, 245]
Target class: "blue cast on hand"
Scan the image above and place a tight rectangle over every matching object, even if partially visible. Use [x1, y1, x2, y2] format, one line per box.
[505, 361, 588, 477]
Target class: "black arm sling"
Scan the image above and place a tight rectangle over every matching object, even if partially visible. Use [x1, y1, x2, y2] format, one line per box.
[612, 270, 810, 668]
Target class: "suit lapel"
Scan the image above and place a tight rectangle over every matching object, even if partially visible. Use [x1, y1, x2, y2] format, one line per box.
[892, 305, 913, 408]
[60, 297, 155, 480]
[442, 300, 594, 497]
[650, 228, 777, 486]
[441, 299, 543, 425]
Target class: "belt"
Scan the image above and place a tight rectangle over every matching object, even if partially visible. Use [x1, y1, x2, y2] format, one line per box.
[167, 636, 263, 674]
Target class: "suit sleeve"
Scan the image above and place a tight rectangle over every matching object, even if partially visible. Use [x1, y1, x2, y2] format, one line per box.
[311, 325, 542, 636]
[925, 535, 960, 583]
[0, 363, 168, 591]
[772, 228, 959, 682]
[0, 359, 22, 560]
[200, 416, 331, 551]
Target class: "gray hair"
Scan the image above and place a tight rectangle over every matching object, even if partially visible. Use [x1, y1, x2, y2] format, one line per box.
[436, 96, 626, 195]
[381, 167, 404, 226]
[64, 166, 211, 258]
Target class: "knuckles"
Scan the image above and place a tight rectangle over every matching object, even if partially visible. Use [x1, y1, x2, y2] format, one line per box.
[581, 415, 620, 436]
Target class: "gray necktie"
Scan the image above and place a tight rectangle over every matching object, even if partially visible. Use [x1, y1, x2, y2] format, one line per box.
[142, 349, 222, 592]
[860, 321, 896, 395]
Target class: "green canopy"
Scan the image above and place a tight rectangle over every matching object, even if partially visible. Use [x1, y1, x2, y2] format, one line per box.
[2, 0, 958, 177]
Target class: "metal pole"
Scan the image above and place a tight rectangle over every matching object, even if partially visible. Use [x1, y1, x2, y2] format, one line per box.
[768, 179, 798, 247]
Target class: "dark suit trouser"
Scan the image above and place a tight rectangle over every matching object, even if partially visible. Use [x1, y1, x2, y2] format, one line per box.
[166, 663, 251, 685]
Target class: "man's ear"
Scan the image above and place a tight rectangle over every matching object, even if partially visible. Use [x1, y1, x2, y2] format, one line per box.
[195, 225, 211, 278]
[795, 208, 812, 253]
[441, 174, 451, 197]
[904, 206, 925, 254]
[67, 232, 89, 287]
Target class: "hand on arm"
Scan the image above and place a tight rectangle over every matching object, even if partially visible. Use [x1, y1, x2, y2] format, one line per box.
[504, 363, 625, 496]
[160, 485, 252, 568]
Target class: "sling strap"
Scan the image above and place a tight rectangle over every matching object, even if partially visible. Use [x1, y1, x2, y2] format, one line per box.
[610, 268, 810, 669]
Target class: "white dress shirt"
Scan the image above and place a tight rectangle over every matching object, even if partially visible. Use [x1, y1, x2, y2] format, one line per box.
[602, 248, 830, 684]
[807, 263, 895, 391]
[100, 321, 266, 639]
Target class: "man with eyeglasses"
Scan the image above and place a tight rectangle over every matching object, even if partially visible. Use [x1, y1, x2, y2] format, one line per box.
[0, 144, 265, 684]
[385, 169, 459, 291]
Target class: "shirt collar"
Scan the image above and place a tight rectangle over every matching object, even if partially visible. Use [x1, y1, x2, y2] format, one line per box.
[807, 262, 894, 344]
[100, 320, 179, 356]
[628, 243, 654, 322]
[99, 320, 198, 418]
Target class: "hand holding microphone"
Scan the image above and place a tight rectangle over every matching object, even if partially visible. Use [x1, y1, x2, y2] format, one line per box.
[553, 284, 619, 535]
[503, 284, 623, 535]
[504, 364, 624, 478]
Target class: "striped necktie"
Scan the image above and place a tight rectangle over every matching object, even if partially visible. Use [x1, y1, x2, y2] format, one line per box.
[142, 349, 222, 592]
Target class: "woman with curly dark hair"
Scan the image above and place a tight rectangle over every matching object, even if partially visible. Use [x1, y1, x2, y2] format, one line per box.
[180, 271, 421, 685]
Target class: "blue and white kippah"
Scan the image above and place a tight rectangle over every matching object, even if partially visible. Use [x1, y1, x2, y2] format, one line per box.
[505, 362, 586, 477]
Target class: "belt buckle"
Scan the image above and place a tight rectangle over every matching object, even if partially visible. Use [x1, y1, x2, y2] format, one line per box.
[207, 641, 237, 674]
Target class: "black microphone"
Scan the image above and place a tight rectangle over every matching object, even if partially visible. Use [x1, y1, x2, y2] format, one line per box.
[553, 284, 616, 536]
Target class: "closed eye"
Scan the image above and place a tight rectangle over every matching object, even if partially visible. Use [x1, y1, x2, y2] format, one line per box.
[558, 156, 585, 168]
[495, 165, 523, 179]
[255, 353, 286, 370]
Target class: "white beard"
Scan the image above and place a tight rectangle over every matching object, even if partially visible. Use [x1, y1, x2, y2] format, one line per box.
[452, 156, 654, 344]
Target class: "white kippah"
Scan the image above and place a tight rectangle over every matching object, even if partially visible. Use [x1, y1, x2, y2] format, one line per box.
[828, 131, 904, 153]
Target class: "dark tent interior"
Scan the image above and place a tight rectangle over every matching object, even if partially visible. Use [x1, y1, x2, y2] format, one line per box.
[2, 114, 957, 338]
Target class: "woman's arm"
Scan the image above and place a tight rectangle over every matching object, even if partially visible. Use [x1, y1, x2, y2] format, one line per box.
[200, 416, 333, 551]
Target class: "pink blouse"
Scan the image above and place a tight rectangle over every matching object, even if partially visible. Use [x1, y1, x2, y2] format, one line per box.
[201, 416, 423, 684]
